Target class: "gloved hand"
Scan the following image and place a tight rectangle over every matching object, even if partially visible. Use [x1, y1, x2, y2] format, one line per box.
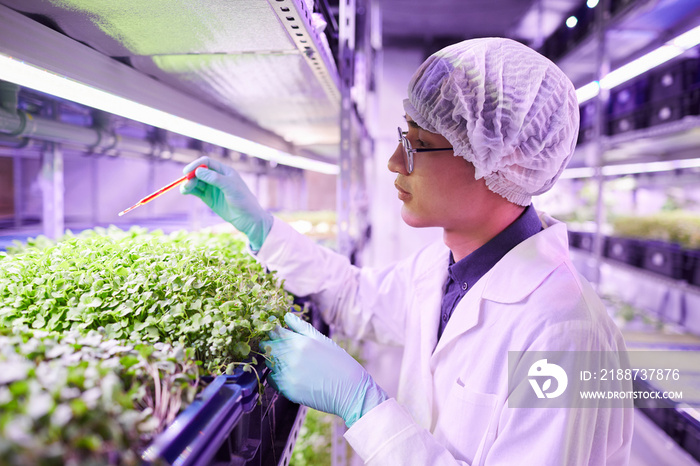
[180, 156, 273, 251]
[262, 313, 388, 428]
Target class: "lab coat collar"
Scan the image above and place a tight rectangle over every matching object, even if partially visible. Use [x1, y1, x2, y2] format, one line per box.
[432, 213, 568, 358]
[480, 213, 568, 304]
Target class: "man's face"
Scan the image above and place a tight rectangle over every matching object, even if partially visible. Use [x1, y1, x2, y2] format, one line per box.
[388, 117, 493, 231]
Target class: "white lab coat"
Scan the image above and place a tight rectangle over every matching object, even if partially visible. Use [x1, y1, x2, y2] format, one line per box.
[256, 212, 633, 465]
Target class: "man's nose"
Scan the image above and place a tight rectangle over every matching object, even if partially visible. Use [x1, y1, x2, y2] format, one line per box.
[388, 144, 407, 175]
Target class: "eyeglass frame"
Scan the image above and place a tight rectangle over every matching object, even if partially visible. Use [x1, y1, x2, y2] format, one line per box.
[398, 127, 453, 174]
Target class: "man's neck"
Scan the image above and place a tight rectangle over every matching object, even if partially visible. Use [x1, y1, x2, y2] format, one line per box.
[444, 204, 526, 262]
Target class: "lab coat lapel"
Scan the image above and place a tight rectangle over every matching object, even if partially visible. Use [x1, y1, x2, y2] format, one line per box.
[416, 257, 447, 363]
[431, 278, 484, 360]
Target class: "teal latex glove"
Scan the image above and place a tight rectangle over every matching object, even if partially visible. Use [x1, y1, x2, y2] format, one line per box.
[262, 313, 388, 428]
[180, 156, 273, 251]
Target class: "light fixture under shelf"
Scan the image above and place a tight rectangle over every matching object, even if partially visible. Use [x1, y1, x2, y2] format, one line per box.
[0, 52, 339, 175]
[575, 24, 700, 104]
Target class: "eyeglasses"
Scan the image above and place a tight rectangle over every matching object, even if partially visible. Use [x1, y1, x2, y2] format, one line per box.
[398, 127, 453, 174]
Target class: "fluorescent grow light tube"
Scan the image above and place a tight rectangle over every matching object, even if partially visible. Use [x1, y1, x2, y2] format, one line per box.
[599, 45, 684, 90]
[603, 157, 700, 176]
[0, 53, 339, 175]
[559, 167, 596, 179]
[575, 81, 601, 104]
[576, 24, 700, 103]
[560, 157, 700, 179]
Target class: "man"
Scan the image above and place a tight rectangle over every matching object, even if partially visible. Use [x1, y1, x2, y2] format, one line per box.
[182, 38, 633, 465]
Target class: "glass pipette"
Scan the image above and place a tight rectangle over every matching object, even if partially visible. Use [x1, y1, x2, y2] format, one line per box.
[118, 164, 207, 216]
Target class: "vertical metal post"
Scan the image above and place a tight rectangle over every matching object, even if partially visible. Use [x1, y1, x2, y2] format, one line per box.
[91, 156, 98, 226]
[91, 111, 108, 227]
[331, 416, 348, 466]
[591, 0, 610, 289]
[40, 141, 64, 239]
[147, 157, 156, 219]
[353, 0, 374, 267]
[13, 152, 22, 228]
[299, 171, 305, 212]
[1, 82, 23, 230]
[333, 0, 360, 462]
[535, 0, 545, 50]
[338, 0, 356, 260]
[332, 1, 355, 460]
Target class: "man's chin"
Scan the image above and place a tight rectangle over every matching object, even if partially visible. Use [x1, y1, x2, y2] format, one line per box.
[400, 207, 433, 229]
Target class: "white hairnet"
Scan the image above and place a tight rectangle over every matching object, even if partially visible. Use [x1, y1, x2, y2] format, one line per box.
[403, 38, 579, 206]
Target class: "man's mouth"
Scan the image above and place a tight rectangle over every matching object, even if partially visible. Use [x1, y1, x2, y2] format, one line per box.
[395, 182, 410, 200]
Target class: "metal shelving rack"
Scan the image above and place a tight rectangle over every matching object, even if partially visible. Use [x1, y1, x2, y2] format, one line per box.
[337, 0, 376, 264]
[570, 246, 700, 463]
[0, 0, 378, 464]
[545, 1, 700, 462]
[558, 0, 700, 280]
[547, 0, 700, 303]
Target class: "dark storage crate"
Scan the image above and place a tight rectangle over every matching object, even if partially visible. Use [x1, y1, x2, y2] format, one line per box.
[604, 236, 643, 267]
[649, 58, 700, 101]
[229, 364, 270, 463]
[684, 249, 700, 288]
[607, 111, 648, 135]
[634, 380, 700, 463]
[577, 125, 596, 145]
[568, 231, 594, 252]
[143, 375, 245, 465]
[143, 362, 277, 466]
[641, 240, 685, 280]
[608, 78, 649, 117]
[648, 95, 686, 127]
[567, 230, 580, 249]
[579, 232, 594, 252]
[687, 87, 700, 116]
[633, 379, 680, 434]
[579, 100, 597, 129]
[681, 410, 700, 463]
[247, 388, 306, 466]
